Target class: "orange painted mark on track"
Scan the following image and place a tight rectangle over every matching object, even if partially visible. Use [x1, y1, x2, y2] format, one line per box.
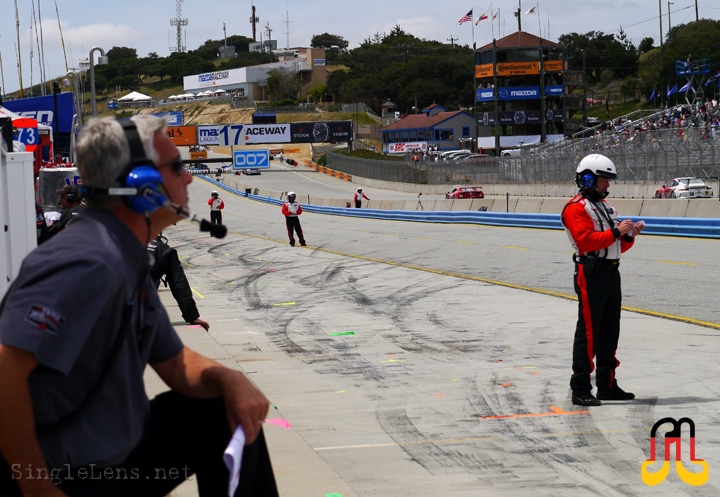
[481, 406, 589, 420]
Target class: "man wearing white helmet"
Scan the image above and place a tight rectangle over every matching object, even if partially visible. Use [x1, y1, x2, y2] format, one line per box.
[281, 192, 306, 247]
[207, 190, 224, 236]
[561, 154, 645, 407]
[353, 188, 370, 208]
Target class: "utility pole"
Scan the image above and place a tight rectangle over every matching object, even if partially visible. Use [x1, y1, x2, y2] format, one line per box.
[668, 2, 674, 32]
[250, 2, 259, 41]
[447, 35, 457, 64]
[695, 0, 699, 21]
[658, 0, 663, 46]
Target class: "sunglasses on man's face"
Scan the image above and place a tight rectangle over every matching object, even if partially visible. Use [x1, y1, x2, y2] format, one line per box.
[157, 157, 186, 175]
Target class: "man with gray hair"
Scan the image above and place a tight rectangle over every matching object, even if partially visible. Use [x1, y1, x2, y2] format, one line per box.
[0, 115, 277, 496]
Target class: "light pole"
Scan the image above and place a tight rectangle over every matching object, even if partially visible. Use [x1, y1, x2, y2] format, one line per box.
[63, 70, 82, 128]
[89, 46, 108, 118]
[668, 2, 674, 33]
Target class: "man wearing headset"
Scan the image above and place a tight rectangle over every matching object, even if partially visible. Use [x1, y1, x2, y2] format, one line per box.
[0, 116, 276, 496]
[47, 185, 85, 238]
[353, 188, 369, 208]
[281, 192, 306, 247]
[562, 154, 644, 407]
[208, 190, 224, 231]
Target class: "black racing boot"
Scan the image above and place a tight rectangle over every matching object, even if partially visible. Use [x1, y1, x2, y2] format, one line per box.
[572, 391, 602, 407]
[597, 382, 635, 401]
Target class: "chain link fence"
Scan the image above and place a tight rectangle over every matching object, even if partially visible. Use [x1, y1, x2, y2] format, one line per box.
[327, 127, 720, 185]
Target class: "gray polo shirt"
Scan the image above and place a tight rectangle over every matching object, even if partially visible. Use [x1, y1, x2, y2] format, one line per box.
[0, 209, 183, 469]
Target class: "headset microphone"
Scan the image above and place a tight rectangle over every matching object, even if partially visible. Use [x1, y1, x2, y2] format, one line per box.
[75, 185, 228, 239]
[164, 201, 228, 238]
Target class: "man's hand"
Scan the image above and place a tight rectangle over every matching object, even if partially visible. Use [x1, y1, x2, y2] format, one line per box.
[221, 371, 270, 445]
[617, 219, 634, 235]
[632, 220, 646, 236]
[191, 318, 210, 331]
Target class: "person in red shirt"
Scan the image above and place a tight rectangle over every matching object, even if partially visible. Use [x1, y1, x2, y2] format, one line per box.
[281, 192, 306, 247]
[561, 154, 644, 407]
[353, 188, 369, 208]
[207, 190, 224, 236]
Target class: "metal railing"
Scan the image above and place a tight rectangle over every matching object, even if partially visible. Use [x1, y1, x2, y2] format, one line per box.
[327, 126, 720, 185]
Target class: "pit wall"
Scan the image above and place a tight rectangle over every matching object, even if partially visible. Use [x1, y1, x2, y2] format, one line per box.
[221, 176, 720, 219]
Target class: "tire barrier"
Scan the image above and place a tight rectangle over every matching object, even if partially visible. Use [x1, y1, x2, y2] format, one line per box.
[198, 176, 720, 239]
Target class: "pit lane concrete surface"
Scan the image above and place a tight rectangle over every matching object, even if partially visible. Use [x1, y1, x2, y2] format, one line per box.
[154, 174, 720, 496]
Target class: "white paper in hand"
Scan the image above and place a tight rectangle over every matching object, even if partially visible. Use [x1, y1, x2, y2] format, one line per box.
[223, 426, 245, 497]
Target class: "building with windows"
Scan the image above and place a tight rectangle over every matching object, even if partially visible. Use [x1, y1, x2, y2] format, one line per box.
[475, 31, 583, 153]
[380, 105, 476, 153]
[182, 48, 327, 102]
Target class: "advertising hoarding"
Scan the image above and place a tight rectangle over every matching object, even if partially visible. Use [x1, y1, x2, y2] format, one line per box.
[385, 142, 428, 153]
[475, 60, 564, 78]
[478, 110, 562, 126]
[289, 121, 352, 143]
[242, 124, 291, 144]
[3, 93, 75, 133]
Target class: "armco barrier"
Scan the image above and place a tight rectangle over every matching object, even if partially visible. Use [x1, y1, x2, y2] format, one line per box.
[199, 176, 720, 239]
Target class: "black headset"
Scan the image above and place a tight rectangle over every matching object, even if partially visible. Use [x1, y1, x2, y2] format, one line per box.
[116, 120, 169, 214]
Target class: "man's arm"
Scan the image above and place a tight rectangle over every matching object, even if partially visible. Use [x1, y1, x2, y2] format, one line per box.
[0, 345, 67, 497]
[151, 347, 269, 444]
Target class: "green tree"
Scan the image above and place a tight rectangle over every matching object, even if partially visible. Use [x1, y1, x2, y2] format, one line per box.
[638, 37, 654, 53]
[559, 30, 638, 82]
[266, 68, 301, 100]
[310, 84, 327, 103]
[310, 33, 349, 50]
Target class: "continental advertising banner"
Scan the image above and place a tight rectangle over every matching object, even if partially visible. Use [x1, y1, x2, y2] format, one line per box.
[478, 109, 562, 126]
[289, 121, 352, 143]
[475, 60, 564, 78]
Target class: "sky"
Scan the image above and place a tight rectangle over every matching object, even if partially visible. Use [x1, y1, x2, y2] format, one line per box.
[1, 0, 719, 95]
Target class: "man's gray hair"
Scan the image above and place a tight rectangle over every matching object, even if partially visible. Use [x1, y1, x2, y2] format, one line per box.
[75, 115, 168, 208]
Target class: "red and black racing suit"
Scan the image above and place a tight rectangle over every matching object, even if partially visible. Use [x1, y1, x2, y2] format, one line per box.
[561, 190, 634, 395]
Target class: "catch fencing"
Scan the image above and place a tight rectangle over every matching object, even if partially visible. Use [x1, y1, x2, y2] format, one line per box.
[327, 127, 720, 185]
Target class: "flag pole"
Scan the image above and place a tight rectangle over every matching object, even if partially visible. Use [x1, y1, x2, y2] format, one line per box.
[491, 4, 495, 39]
[537, 2, 541, 37]
[472, 6, 476, 48]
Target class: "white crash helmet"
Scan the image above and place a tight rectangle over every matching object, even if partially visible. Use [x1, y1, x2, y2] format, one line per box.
[576, 154, 616, 197]
[576, 154, 617, 180]
[357, 188, 362, 192]
[287, 191, 296, 199]
[211, 190, 219, 196]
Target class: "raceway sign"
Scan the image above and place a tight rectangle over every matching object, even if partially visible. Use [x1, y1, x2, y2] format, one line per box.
[243, 124, 291, 144]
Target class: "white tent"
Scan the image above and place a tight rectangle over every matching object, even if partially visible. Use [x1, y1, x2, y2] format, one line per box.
[118, 91, 150, 102]
[133, 94, 151, 101]
[213, 89, 227, 94]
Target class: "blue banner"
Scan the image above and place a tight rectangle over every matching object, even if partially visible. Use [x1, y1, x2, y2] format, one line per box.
[477, 86, 563, 102]
[3, 93, 75, 133]
[152, 111, 183, 125]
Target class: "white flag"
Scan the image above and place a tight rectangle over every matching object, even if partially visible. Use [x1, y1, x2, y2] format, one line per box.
[475, 6, 490, 25]
[492, 8, 499, 20]
[525, 5, 537, 14]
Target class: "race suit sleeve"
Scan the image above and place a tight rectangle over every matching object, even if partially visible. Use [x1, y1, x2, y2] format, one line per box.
[208, 199, 213, 206]
[281, 203, 290, 217]
[562, 201, 617, 254]
[219, 201, 224, 209]
[163, 247, 200, 324]
[296, 204, 303, 215]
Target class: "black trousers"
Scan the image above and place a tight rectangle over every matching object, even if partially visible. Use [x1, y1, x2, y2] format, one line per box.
[570, 261, 622, 394]
[354, 201, 362, 208]
[210, 210, 222, 225]
[285, 217, 305, 245]
[0, 391, 277, 497]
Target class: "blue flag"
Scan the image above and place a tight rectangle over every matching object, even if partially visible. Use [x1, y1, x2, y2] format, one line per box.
[649, 89, 656, 100]
[679, 82, 691, 93]
[667, 84, 678, 97]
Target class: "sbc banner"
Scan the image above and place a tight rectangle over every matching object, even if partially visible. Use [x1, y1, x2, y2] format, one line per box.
[385, 142, 428, 153]
[289, 121, 352, 143]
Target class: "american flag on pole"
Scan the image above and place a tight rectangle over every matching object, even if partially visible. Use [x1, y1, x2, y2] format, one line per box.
[458, 9, 473, 25]
[475, 7, 490, 25]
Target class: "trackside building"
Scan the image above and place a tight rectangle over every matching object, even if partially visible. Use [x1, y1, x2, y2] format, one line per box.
[183, 48, 328, 101]
[380, 105, 476, 154]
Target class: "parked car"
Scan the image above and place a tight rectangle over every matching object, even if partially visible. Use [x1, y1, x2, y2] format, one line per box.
[655, 177, 713, 199]
[500, 143, 538, 157]
[445, 186, 485, 199]
[466, 154, 491, 159]
[445, 150, 473, 161]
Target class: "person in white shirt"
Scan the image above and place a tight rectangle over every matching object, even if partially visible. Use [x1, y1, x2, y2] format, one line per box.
[281, 192, 306, 247]
[207, 191, 224, 236]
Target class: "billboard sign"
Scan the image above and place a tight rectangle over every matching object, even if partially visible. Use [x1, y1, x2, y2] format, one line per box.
[498, 86, 541, 100]
[233, 149, 270, 169]
[478, 110, 562, 126]
[385, 142, 428, 154]
[475, 60, 564, 78]
[3, 93, 75, 133]
[476, 88, 495, 102]
[165, 126, 197, 146]
[183, 68, 246, 91]
[197, 125, 244, 146]
[242, 124, 291, 144]
[289, 121, 352, 143]
[152, 111, 183, 125]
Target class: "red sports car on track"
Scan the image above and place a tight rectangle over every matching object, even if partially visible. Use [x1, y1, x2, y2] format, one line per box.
[445, 186, 485, 199]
